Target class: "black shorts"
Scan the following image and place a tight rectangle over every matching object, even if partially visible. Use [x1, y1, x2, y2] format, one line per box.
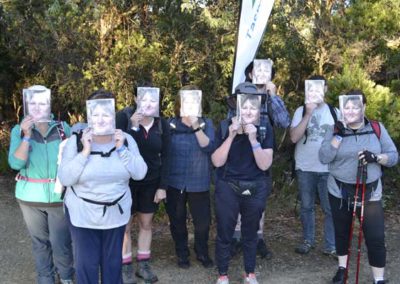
[130, 180, 160, 214]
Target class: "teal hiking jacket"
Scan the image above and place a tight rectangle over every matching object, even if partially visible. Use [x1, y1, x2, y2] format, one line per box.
[8, 120, 71, 205]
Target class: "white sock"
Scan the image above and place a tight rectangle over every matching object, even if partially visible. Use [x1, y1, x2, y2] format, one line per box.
[372, 266, 384, 283]
[338, 255, 347, 268]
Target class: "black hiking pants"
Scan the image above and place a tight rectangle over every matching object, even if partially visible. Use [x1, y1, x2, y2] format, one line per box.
[329, 194, 386, 267]
[165, 187, 211, 259]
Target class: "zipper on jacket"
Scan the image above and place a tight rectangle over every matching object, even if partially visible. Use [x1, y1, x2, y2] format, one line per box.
[43, 136, 51, 203]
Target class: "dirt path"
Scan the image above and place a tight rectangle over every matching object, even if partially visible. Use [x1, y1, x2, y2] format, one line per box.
[1, 175, 399, 284]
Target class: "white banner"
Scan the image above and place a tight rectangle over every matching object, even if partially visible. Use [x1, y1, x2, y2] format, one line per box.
[231, 0, 275, 94]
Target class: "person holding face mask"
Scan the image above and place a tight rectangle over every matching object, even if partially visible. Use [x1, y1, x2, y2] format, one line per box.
[247, 59, 291, 129]
[58, 90, 147, 284]
[319, 90, 398, 284]
[229, 61, 291, 261]
[289, 75, 337, 257]
[165, 85, 215, 270]
[116, 85, 169, 284]
[8, 85, 74, 284]
[212, 82, 274, 284]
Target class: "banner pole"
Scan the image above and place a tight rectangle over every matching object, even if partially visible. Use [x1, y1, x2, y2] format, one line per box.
[230, 0, 275, 94]
[230, 0, 244, 94]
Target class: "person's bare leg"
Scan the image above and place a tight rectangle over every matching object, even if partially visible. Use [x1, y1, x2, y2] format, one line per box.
[122, 216, 134, 264]
[136, 213, 158, 283]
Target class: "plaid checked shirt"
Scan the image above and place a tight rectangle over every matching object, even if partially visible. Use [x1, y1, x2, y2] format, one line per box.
[268, 94, 291, 128]
[167, 117, 215, 192]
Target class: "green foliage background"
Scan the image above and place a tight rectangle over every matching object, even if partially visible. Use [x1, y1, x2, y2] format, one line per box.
[1, 0, 399, 131]
[0, 1, 399, 185]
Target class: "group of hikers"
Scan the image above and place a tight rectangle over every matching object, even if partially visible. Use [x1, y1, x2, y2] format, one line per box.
[7, 59, 398, 284]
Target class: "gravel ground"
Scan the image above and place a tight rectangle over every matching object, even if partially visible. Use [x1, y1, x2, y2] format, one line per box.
[1, 175, 399, 284]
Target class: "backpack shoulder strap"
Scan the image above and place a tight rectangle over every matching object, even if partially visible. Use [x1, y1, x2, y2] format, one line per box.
[301, 105, 309, 144]
[268, 94, 275, 126]
[72, 130, 125, 155]
[123, 134, 129, 147]
[369, 120, 381, 139]
[157, 118, 163, 135]
[327, 104, 338, 123]
[56, 122, 67, 141]
[340, 120, 381, 139]
[122, 106, 135, 131]
[168, 117, 177, 133]
[220, 119, 230, 141]
[259, 114, 270, 144]
[301, 104, 306, 118]
[73, 131, 84, 152]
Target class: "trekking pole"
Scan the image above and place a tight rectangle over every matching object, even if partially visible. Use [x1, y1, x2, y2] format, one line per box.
[344, 160, 363, 284]
[355, 163, 367, 284]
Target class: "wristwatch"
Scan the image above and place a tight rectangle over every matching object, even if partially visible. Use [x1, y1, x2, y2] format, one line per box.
[193, 127, 202, 133]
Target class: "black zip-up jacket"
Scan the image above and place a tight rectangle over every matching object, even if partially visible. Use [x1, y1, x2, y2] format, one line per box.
[116, 113, 170, 189]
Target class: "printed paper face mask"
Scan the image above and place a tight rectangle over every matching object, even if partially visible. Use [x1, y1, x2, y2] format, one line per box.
[180, 90, 202, 117]
[23, 86, 51, 122]
[305, 80, 325, 104]
[252, 59, 273, 85]
[137, 87, 160, 117]
[237, 93, 261, 125]
[339, 95, 364, 126]
[87, 99, 116, 136]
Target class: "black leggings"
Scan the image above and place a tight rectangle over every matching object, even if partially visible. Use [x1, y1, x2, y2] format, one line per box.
[329, 193, 386, 268]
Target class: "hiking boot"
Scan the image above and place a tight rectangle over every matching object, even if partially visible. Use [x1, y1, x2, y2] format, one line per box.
[230, 238, 242, 257]
[332, 267, 346, 284]
[122, 263, 137, 284]
[322, 248, 338, 258]
[177, 256, 190, 269]
[295, 241, 314, 254]
[257, 239, 273, 259]
[136, 260, 158, 283]
[216, 275, 229, 284]
[374, 281, 387, 284]
[196, 255, 214, 268]
[243, 273, 258, 284]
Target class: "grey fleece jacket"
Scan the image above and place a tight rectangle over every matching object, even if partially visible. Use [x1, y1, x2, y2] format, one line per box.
[319, 120, 398, 201]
